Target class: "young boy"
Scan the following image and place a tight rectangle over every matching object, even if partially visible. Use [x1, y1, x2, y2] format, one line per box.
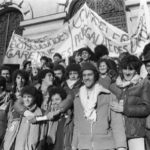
[3, 86, 44, 150]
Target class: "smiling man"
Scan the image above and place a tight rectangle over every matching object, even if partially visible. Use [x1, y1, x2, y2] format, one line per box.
[72, 62, 127, 150]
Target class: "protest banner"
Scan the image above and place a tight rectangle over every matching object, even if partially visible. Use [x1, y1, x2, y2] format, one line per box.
[69, 4, 131, 57]
[3, 24, 73, 65]
[131, 0, 150, 56]
[3, 2, 150, 65]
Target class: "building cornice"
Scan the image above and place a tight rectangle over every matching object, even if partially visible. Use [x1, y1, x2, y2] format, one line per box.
[125, 0, 150, 8]
[20, 12, 66, 27]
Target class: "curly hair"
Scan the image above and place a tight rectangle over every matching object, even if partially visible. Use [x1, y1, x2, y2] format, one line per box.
[12, 69, 29, 93]
[53, 64, 65, 74]
[97, 58, 110, 71]
[13, 70, 29, 85]
[66, 64, 81, 79]
[53, 53, 62, 59]
[94, 45, 109, 61]
[48, 87, 67, 102]
[0, 65, 11, 75]
[21, 85, 43, 107]
[38, 69, 54, 83]
[120, 55, 142, 74]
[40, 56, 49, 63]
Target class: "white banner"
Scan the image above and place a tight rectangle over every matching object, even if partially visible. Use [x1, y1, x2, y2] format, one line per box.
[70, 4, 131, 57]
[131, 0, 150, 56]
[3, 24, 73, 65]
[3, 2, 150, 65]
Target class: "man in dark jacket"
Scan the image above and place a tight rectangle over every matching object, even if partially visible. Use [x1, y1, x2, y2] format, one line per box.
[141, 43, 150, 150]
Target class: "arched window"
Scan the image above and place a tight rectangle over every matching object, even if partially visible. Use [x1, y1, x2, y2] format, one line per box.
[0, 8, 23, 64]
[66, 0, 127, 32]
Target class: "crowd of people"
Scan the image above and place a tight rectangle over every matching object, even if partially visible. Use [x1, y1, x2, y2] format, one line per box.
[0, 44, 150, 150]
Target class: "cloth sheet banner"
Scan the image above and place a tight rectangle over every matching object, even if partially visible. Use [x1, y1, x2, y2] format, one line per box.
[69, 3, 131, 57]
[130, 0, 150, 56]
[3, 24, 72, 65]
[3, 0, 150, 65]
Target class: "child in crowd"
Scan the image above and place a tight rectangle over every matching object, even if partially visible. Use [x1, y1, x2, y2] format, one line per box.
[3, 86, 44, 150]
[65, 64, 82, 94]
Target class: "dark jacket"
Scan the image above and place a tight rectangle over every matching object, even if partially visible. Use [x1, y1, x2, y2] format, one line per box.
[63, 79, 83, 96]
[99, 75, 111, 90]
[110, 79, 150, 139]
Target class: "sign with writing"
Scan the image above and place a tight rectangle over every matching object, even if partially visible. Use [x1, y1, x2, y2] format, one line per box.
[3, 1, 150, 65]
[3, 25, 73, 65]
[69, 4, 131, 57]
[131, 0, 150, 56]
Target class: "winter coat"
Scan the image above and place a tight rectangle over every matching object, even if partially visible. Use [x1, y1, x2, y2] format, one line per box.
[46, 113, 73, 150]
[72, 92, 127, 150]
[3, 105, 44, 150]
[0, 92, 12, 141]
[13, 84, 74, 115]
[98, 75, 111, 90]
[63, 79, 83, 96]
[144, 76, 150, 150]
[110, 79, 150, 139]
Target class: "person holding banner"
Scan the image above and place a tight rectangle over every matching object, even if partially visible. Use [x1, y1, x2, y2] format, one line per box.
[110, 54, 150, 150]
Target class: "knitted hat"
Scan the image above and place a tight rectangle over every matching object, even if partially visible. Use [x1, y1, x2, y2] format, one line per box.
[66, 64, 81, 74]
[21, 85, 38, 98]
[81, 62, 97, 72]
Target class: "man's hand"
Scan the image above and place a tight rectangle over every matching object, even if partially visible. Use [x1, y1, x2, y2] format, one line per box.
[110, 100, 124, 113]
[24, 110, 35, 120]
[46, 110, 60, 120]
[71, 147, 77, 150]
[117, 148, 126, 150]
[28, 117, 37, 124]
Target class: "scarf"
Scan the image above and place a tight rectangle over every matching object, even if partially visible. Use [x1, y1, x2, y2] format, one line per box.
[116, 74, 142, 88]
[66, 79, 78, 89]
[79, 83, 110, 122]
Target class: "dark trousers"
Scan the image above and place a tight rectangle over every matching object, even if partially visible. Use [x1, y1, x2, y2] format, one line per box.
[146, 129, 150, 150]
